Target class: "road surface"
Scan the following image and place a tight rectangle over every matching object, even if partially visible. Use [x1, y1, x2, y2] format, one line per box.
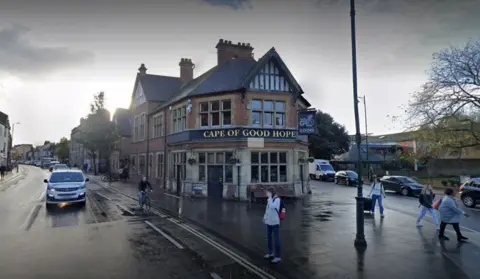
[0, 166, 268, 279]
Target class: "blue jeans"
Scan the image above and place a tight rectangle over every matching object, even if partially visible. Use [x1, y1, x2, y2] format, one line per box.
[266, 225, 281, 257]
[139, 191, 146, 207]
[371, 194, 384, 215]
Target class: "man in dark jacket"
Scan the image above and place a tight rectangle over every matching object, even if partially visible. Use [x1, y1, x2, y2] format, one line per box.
[138, 176, 153, 208]
[0, 165, 5, 179]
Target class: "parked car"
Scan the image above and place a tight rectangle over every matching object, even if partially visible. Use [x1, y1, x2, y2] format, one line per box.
[334, 170, 362, 186]
[380, 176, 424, 196]
[50, 163, 69, 172]
[459, 178, 480, 208]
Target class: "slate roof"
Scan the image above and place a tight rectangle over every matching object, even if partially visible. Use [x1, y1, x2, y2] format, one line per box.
[113, 108, 132, 137]
[136, 46, 311, 114]
[138, 74, 181, 102]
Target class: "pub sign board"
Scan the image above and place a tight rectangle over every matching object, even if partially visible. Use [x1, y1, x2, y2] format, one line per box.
[191, 128, 298, 140]
[298, 111, 316, 135]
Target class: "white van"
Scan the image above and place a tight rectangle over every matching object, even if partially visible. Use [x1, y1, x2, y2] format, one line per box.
[309, 159, 336, 182]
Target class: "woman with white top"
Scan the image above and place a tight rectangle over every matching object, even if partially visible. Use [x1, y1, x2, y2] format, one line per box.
[263, 187, 281, 264]
[368, 177, 386, 217]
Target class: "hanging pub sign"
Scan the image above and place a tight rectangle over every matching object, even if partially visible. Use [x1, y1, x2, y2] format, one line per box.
[298, 110, 316, 135]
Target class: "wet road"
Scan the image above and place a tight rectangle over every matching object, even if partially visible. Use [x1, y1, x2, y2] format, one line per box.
[310, 179, 480, 234]
[0, 166, 261, 279]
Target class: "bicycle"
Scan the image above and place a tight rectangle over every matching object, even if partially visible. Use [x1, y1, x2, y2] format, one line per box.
[140, 189, 152, 213]
[101, 172, 120, 182]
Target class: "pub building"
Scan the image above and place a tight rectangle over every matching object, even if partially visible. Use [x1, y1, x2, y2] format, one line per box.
[127, 39, 312, 201]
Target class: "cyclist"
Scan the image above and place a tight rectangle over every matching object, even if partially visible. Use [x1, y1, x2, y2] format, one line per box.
[138, 176, 153, 209]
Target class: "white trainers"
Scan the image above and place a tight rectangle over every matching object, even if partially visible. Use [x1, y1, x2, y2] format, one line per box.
[416, 222, 423, 227]
[264, 254, 273, 259]
[380, 214, 385, 218]
[271, 257, 281, 263]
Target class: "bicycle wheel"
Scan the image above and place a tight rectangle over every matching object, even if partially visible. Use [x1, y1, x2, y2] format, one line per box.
[144, 196, 151, 213]
[101, 175, 108, 181]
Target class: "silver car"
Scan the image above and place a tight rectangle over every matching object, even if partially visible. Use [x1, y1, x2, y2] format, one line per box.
[44, 169, 88, 209]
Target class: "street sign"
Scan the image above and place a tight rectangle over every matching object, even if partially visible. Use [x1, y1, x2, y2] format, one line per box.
[298, 111, 316, 135]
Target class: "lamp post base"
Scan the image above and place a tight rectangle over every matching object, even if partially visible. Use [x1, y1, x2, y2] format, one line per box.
[354, 196, 367, 249]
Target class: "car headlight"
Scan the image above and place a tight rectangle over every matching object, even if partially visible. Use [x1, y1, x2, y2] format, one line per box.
[79, 184, 86, 189]
[47, 187, 55, 191]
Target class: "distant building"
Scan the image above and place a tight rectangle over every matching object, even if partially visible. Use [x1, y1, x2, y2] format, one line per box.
[110, 108, 132, 172]
[12, 144, 34, 160]
[0, 111, 10, 166]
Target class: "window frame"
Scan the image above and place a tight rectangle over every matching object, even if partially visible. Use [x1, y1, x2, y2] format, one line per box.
[199, 99, 232, 128]
[250, 99, 286, 128]
[172, 106, 187, 133]
[250, 151, 288, 183]
[152, 113, 164, 138]
[156, 152, 164, 178]
[197, 151, 233, 183]
[138, 154, 146, 175]
[172, 152, 186, 180]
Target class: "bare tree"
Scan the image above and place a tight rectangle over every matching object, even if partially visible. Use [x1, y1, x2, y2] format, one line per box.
[407, 39, 480, 152]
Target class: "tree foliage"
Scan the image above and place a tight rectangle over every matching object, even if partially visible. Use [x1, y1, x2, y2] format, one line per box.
[308, 110, 350, 159]
[55, 137, 70, 162]
[77, 92, 119, 175]
[407, 40, 480, 153]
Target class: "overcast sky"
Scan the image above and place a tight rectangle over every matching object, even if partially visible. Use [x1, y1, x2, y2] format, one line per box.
[0, 0, 478, 146]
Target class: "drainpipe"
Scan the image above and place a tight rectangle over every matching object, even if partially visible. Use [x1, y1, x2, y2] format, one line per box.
[237, 164, 241, 199]
[146, 114, 150, 179]
[163, 109, 168, 189]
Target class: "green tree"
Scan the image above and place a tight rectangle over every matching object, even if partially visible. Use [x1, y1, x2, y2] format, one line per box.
[77, 92, 119, 175]
[55, 137, 70, 162]
[407, 40, 480, 152]
[308, 110, 350, 159]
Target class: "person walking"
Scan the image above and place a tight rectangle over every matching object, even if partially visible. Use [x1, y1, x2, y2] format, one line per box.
[368, 177, 386, 217]
[263, 187, 282, 264]
[0, 164, 5, 180]
[416, 184, 439, 229]
[438, 188, 469, 242]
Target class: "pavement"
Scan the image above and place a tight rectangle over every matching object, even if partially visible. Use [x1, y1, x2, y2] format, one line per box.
[89, 175, 480, 279]
[0, 166, 27, 191]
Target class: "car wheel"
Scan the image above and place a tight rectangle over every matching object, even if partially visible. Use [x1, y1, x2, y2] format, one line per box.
[462, 195, 476, 208]
[46, 203, 54, 211]
[79, 201, 86, 207]
[310, 174, 315, 180]
[400, 187, 410, 196]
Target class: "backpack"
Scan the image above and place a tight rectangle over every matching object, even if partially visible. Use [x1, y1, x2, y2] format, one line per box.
[418, 194, 424, 206]
[274, 197, 286, 221]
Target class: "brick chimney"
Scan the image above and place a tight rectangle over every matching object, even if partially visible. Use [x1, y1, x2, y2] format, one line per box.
[179, 58, 194, 86]
[138, 63, 147, 75]
[215, 39, 254, 65]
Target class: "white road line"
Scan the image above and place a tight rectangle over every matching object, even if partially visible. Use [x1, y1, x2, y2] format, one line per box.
[96, 181, 275, 279]
[21, 205, 39, 230]
[95, 192, 112, 201]
[210, 272, 223, 279]
[37, 191, 46, 202]
[116, 203, 135, 215]
[145, 221, 185, 249]
[164, 193, 181, 199]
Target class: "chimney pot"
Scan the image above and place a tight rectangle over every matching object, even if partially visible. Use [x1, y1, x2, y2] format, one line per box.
[138, 63, 147, 75]
[219, 39, 224, 43]
[179, 58, 194, 86]
[215, 39, 254, 65]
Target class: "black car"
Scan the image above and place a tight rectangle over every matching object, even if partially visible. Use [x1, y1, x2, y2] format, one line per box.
[335, 171, 361, 186]
[459, 178, 480, 208]
[380, 176, 423, 196]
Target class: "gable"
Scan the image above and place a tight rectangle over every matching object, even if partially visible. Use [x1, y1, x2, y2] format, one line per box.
[134, 82, 146, 106]
[248, 60, 293, 92]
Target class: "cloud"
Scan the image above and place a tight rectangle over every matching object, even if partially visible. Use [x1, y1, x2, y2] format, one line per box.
[200, 0, 251, 10]
[0, 24, 94, 78]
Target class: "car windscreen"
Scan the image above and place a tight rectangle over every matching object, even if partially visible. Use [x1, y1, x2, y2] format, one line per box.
[346, 171, 358, 178]
[54, 164, 68, 169]
[396, 177, 417, 184]
[319, 164, 334, 171]
[49, 172, 84, 183]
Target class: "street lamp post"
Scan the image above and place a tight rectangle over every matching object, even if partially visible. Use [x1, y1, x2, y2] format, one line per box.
[350, 0, 367, 248]
[358, 96, 369, 172]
